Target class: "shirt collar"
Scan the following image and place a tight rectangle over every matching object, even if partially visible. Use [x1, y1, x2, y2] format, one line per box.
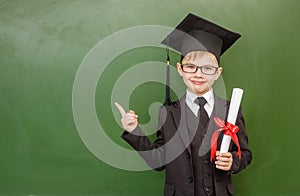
[186, 89, 214, 107]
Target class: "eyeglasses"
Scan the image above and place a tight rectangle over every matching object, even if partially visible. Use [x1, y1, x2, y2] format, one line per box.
[180, 63, 219, 75]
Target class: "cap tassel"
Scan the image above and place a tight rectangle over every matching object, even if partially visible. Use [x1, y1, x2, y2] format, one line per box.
[164, 47, 172, 105]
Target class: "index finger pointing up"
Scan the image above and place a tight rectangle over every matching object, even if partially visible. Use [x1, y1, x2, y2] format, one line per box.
[114, 102, 126, 116]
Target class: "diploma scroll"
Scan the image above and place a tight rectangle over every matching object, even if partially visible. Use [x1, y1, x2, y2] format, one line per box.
[219, 88, 243, 153]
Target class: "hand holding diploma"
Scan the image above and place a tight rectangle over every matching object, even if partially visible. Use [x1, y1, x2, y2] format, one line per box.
[211, 88, 243, 164]
[215, 151, 233, 171]
[115, 102, 138, 132]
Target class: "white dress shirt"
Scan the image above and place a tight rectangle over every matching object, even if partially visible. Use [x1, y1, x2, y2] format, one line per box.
[185, 89, 215, 117]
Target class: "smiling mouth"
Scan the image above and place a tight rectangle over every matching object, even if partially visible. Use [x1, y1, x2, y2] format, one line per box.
[191, 80, 206, 85]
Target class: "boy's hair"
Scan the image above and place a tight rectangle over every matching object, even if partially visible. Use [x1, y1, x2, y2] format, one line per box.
[180, 55, 184, 63]
[180, 51, 219, 66]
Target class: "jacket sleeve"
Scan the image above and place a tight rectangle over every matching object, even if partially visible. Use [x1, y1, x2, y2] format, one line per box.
[121, 106, 166, 171]
[229, 107, 252, 174]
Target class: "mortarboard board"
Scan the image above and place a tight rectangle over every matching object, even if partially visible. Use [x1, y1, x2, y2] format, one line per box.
[161, 13, 241, 105]
[161, 13, 241, 62]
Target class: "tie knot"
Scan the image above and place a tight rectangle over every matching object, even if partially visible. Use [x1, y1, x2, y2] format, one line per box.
[195, 97, 207, 107]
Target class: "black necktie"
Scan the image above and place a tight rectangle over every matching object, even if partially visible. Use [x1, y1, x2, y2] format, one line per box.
[195, 97, 209, 128]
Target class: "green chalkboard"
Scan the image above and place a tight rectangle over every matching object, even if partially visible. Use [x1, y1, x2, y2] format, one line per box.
[1, 0, 300, 195]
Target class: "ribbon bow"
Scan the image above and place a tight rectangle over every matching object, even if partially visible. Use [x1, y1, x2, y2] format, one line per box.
[210, 117, 242, 162]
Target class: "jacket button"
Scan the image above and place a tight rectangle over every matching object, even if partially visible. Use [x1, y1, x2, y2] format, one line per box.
[205, 173, 210, 179]
[187, 177, 193, 183]
[204, 159, 210, 164]
[205, 187, 210, 192]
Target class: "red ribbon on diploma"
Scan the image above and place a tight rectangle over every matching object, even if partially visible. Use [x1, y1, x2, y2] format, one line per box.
[210, 117, 242, 162]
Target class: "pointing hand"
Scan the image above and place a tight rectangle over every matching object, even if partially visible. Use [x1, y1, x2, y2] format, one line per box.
[115, 102, 138, 132]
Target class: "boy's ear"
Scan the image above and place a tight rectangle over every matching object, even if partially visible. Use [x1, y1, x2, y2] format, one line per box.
[176, 63, 183, 76]
[214, 67, 223, 80]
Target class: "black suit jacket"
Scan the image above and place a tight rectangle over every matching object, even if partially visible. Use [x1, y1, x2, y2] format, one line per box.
[122, 94, 252, 196]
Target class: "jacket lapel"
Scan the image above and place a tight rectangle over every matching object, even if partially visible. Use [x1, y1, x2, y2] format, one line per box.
[213, 94, 229, 148]
[170, 95, 192, 154]
[213, 94, 228, 121]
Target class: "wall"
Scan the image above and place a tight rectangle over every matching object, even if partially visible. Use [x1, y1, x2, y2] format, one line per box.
[1, 0, 299, 195]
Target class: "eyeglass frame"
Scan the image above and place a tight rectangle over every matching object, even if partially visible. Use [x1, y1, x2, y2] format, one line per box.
[180, 63, 219, 75]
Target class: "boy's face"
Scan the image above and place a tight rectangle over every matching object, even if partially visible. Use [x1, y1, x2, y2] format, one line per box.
[177, 51, 222, 96]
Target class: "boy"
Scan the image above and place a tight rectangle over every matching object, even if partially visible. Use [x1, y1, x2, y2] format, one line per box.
[115, 13, 252, 196]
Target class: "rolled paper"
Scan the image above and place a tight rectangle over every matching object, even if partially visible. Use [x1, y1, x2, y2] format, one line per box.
[220, 88, 243, 153]
[211, 117, 241, 161]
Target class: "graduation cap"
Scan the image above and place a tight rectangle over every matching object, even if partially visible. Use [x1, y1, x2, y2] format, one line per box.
[161, 13, 241, 105]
